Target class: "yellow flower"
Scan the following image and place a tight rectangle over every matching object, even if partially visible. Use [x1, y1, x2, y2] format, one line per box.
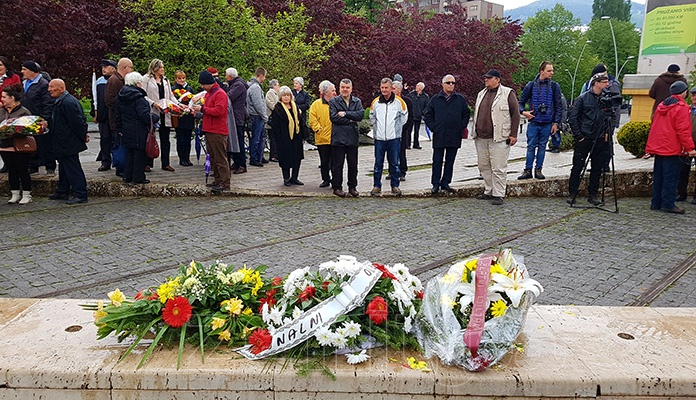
[242, 307, 253, 316]
[243, 326, 256, 339]
[107, 289, 126, 307]
[218, 329, 231, 341]
[186, 260, 198, 276]
[406, 357, 430, 371]
[440, 294, 456, 309]
[93, 300, 107, 326]
[221, 298, 244, 316]
[157, 278, 180, 304]
[465, 258, 479, 270]
[490, 299, 508, 318]
[211, 317, 227, 330]
[490, 263, 508, 276]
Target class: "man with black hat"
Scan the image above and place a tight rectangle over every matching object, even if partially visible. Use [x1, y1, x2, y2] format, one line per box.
[567, 73, 611, 206]
[193, 70, 230, 192]
[646, 81, 696, 214]
[471, 69, 520, 205]
[21, 60, 55, 175]
[93, 59, 117, 171]
[649, 64, 688, 117]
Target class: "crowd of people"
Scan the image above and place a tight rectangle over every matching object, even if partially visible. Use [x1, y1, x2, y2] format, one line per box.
[1, 55, 695, 212]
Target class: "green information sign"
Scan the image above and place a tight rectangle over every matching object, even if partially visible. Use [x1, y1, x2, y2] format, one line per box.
[642, 3, 696, 55]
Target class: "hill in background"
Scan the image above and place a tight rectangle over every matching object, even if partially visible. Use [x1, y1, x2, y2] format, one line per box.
[505, 0, 645, 28]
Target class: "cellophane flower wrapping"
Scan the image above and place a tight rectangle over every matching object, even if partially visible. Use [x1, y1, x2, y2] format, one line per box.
[414, 249, 542, 371]
[0, 116, 46, 139]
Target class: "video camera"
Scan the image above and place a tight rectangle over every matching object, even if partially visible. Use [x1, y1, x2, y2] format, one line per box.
[599, 92, 622, 113]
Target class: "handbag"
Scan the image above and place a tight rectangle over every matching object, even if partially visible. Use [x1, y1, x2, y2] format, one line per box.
[14, 136, 37, 152]
[145, 116, 160, 159]
[112, 144, 126, 170]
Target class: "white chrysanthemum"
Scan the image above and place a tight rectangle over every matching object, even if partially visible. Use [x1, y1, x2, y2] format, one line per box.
[331, 332, 348, 349]
[268, 304, 286, 326]
[315, 328, 334, 346]
[292, 306, 302, 319]
[403, 316, 412, 333]
[284, 267, 310, 294]
[261, 303, 271, 324]
[342, 321, 361, 338]
[346, 349, 370, 365]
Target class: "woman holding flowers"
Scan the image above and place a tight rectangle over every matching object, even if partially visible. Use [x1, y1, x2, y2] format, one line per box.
[0, 84, 34, 204]
[116, 72, 159, 184]
[0, 56, 21, 174]
[172, 70, 194, 167]
[142, 59, 179, 172]
[271, 86, 306, 187]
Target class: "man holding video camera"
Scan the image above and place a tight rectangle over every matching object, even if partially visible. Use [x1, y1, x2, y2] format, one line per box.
[567, 73, 611, 206]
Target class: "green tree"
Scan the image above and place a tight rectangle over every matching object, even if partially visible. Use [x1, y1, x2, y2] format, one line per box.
[592, 0, 631, 22]
[516, 4, 599, 100]
[586, 18, 640, 80]
[343, 0, 390, 22]
[122, 0, 336, 87]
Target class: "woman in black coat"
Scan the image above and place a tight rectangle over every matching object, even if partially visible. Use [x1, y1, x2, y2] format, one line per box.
[271, 85, 306, 186]
[115, 72, 159, 184]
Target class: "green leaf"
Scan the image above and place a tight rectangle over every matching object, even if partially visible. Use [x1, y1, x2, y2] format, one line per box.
[138, 325, 169, 370]
[178, 323, 187, 370]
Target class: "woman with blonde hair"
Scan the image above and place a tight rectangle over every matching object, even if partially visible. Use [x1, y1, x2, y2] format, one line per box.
[142, 58, 179, 171]
[271, 86, 306, 186]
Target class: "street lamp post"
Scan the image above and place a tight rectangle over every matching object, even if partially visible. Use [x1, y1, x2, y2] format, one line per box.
[571, 40, 592, 101]
[601, 16, 619, 78]
[618, 55, 635, 79]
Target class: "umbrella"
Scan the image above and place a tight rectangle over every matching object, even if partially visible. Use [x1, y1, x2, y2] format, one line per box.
[204, 153, 211, 184]
[195, 123, 202, 163]
[425, 124, 431, 140]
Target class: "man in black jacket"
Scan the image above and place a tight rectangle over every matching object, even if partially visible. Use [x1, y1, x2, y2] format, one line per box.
[21, 61, 55, 175]
[46, 79, 89, 204]
[329, 78, 364, 198]
[424, 74, 471, 194]
[93, 59, 116, 171]
[409, 82, 429, 149]
[225, 67, 249, 174]
[567, 73, 611, 206]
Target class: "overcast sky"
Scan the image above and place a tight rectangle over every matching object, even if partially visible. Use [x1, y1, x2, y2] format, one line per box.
[496, 0, 646, 11]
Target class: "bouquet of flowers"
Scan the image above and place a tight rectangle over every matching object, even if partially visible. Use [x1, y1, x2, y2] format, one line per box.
[0, 116, 46, 139]
[154, 99, 190, 116]
[237, 255, 423, 374]
[414, 249, 543, 371]
[190, 91, 207, 107]
[81, 261, 270, 369]
[172, 89, 193, 104]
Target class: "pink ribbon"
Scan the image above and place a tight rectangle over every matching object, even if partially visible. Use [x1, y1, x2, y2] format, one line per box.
[463, 254, 493, 358]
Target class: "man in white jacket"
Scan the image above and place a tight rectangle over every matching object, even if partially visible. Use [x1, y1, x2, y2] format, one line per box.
[369, 78, 408, 197]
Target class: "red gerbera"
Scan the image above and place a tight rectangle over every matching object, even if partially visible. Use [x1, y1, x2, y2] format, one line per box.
[298, 285, 316, 302]
[416, 290, 424, 300]
[272, 276, 283, 286]
[248, 328, 272, 354]
[162, 296, 193, 328]
[373, 263, 396, 280]
[134, 290, 146, 300]
[258, 289, 278, 313]
[366, 296, 388, 324]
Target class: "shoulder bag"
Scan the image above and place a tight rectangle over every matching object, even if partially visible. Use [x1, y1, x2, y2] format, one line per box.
[145, 115, 160, 159]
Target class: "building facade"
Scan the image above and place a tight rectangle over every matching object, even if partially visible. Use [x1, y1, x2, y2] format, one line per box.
[403, 0, 503, 20]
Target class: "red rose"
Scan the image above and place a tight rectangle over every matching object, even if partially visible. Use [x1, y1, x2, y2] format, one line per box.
[366, 296, 388, 324]
[373, 263, 396, 280]
[272, 277, 283, 287]
[298, 286, 316, 302]
[162, 296, 193, 328]
[249, 328, 272, 354]
[321, 281, 331, 291]
[416, 291, 424, 300]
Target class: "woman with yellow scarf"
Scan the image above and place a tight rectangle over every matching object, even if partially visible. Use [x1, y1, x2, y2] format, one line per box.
[271, 86, 307, 187]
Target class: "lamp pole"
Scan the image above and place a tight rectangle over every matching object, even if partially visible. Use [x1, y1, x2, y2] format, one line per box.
[601, 16, 619, 78]
[618, 55, 635, 79]
[572, 40, 592, 101]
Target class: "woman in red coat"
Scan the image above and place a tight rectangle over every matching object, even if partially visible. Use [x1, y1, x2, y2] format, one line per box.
[645, 81, 696, 214]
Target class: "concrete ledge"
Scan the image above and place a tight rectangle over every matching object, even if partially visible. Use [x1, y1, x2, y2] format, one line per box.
[1, 299, 694, 399]
[1, 170, 656, 199]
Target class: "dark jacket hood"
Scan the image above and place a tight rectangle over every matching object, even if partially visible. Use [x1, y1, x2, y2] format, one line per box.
[118, 85, 146, 102]
[658, 72, 685, 85]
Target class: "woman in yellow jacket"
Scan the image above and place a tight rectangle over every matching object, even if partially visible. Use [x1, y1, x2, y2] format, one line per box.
[308, 80, 336, 188]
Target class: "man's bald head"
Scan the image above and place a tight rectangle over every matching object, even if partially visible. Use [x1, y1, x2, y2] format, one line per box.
[117, 58, 133, 76]
[48, 79, 66, 98]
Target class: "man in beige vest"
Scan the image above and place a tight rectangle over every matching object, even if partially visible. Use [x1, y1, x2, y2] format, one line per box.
[471, 69, 520, 205]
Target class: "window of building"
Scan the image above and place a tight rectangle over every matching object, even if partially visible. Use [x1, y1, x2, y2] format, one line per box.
[469, 5, 478, 11]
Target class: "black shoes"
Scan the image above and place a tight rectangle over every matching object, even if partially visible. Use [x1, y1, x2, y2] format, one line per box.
[440, 185, 455, 193]
[663, 207, 685, 214]
[133, 180, 150, 184]
[534, 168, 545, 179]
[261, 158, 269, 164]
[284, 180, 292, 187]
[431, 185, 439, 194]
[48, 193, 69, 200]
[179, 161, 193, 166]
[66, 197, 88, 205]
[98, 165, 111, 171]
[333, 189, 347, 198]
[249, 161, 264, 167]
[413, 145, 422, 149]
[319, 181, 330, 188]
[588, 195, 602, 206]
[476, 193, 493, 200]
[491, 197, 504, 205]
[348, 188, 359, 197]
[550, 148, 560, 153]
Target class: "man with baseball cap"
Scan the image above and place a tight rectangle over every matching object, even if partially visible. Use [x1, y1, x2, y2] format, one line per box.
[21, 60, 55, 175]
[646, 81, 696, 214]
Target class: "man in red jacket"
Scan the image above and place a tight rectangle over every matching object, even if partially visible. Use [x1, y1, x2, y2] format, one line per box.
[645, 81, 696, 214]
[193, 70, 230, 192]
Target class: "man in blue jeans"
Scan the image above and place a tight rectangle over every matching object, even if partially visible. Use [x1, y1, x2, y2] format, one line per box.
[369, 78, 408, 197]
[246, 67, 267, 167]
[518, 61, 562, 180]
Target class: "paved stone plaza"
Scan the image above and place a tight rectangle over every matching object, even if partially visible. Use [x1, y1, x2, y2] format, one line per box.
[1, 194, 695, 306]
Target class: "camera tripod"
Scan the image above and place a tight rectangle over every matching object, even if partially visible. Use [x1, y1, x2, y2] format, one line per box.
[568, 114, 619, 213]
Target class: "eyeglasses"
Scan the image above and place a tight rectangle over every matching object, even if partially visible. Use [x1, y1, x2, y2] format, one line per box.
[443, 81, 455, 85]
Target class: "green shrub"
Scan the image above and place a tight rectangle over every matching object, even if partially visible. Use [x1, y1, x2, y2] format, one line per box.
[617, 120, 651, 157]
[546, 129, 574, 152]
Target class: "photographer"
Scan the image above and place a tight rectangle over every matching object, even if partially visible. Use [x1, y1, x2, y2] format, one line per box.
[567, 73, 611, 206]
